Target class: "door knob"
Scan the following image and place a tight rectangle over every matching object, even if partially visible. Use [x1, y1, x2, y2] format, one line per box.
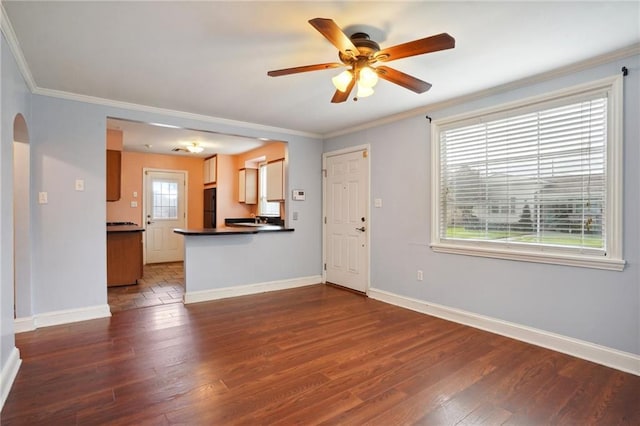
[147, 220, 154, 225]
[355, 226, 366, 232]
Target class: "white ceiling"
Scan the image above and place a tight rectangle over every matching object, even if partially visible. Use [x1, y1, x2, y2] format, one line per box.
[3, 1, 640, 139]
[107, 117, 271, 158]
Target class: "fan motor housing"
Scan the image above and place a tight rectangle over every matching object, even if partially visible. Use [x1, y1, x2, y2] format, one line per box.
[339, 32, 380, 63]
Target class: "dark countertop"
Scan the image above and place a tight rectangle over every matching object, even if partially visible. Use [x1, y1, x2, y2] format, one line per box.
[107, 224, 145, 233]
[173, 225, 294, 236]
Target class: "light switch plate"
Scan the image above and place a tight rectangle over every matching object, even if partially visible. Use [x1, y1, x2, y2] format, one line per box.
[131, 201, 138, 208]
[374, 198, 383, 208]
[75, 179, 85, 191]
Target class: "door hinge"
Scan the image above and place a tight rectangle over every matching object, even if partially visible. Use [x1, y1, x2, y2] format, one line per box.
[324, 217, 327, 224]
[324, 263, 326, 271]
[322, 169, 327, 178]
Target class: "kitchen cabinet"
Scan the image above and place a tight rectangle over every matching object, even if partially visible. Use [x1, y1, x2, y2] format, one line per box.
[106, 149, 121, 201]
[238, 168, 257, 204]
[107, 226, 143, 286]
[266, 159, 285, 201]
[203, 155, 217, 184]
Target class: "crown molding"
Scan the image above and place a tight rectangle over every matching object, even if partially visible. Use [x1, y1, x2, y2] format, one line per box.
[324, 42, 640, 139]
[32, 87, 323, 139]
[0, 3, 36, 91]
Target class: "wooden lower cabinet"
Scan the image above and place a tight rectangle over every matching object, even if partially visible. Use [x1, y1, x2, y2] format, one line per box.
[107, 230, 143, 286]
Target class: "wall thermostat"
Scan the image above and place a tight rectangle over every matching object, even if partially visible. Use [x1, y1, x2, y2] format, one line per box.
[292, 189, 305, 201]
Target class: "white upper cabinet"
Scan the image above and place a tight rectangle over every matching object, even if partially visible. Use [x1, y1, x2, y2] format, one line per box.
[266, 159, 285, 201]
[239, 168, 257, 204]
[204, 156, 217, 184]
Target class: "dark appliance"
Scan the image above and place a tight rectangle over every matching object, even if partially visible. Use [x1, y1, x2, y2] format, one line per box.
[203, 188, 217, 228]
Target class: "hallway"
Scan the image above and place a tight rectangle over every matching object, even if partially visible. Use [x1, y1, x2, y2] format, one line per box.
[107, 262, 184, 312]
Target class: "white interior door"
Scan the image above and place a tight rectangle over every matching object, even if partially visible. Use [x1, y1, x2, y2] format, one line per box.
[324, 148, 369, 292]
[144, 170, 186, 263]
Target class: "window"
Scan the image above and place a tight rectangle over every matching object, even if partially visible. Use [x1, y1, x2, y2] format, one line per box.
[431, 75, 624, 271]
[258, 162, 280, 216]
[152, 181, 178, 219]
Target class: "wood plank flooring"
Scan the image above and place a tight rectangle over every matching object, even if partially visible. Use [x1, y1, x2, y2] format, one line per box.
[2, 285, 639, 425]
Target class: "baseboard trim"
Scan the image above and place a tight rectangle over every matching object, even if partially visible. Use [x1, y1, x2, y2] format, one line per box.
[184, 275, 322, 304]
[1, 347, 22, 410]
[13, 305, 112, 333]
[13, 316, 36, 333]
[368, 288, 640, 376]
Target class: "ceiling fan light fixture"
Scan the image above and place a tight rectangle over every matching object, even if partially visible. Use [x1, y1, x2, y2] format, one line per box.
[332, 70, 353, 92]
[356, 83, 374, 98]
[358, 66, 379, 88]
[186, 143, 204, 153]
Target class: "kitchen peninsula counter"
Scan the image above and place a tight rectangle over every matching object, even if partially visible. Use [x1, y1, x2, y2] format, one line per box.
[174, 225, 293, 236]
[173, 224, 317, 306]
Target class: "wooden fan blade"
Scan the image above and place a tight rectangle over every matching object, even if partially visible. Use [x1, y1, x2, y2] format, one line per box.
[376, 33, 455, 62]
[309, 18, 360, 57]
[376, 66, 432, 93]
[331, 77, 356, 103]
[267, 63, 343, 77]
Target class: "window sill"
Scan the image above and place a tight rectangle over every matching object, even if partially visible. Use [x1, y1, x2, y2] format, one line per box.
[431, 242, 626, 271]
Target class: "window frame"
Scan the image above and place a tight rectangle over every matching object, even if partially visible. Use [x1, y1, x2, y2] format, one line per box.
[258, 161, 280, 217]
[430, 74, 625, 271]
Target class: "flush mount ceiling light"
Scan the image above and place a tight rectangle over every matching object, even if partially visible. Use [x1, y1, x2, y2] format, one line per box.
[268, 18, 455, 103]
[173, 142, 204, 154]
[186, 143, 204, 153]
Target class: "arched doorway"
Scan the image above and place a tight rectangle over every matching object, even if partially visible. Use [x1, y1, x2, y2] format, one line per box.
[13, 114, 31, 320]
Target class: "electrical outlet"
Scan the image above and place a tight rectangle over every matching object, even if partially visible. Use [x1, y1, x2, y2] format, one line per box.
[131, 201, 138, 208]
[417, 270, 424, 281]
[38, 192, 48, 204]
[75, 179, 84, 191]
[374, 198, 383, 208]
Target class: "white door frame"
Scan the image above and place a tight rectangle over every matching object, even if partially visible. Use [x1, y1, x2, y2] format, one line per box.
[322, 144, 371, 293]
[142, 168, 189, 264]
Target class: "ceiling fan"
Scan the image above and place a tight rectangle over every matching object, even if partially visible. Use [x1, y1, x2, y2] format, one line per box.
[267, 18, 455, 103]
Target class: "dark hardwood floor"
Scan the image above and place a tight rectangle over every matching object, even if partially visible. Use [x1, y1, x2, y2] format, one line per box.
[2, 285, 638, 425]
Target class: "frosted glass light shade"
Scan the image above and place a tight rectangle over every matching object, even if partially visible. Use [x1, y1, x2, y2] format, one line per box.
[187, 144, 204, 153]
[359, 67, 379, 88]
[332, 70, 353, 92]
[356, 83, 374, 98]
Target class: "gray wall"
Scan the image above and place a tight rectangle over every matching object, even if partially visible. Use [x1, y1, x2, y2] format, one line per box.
[324, 55, 640, 355]
[1, 34, 32, 370]
[26, 94, 323, 316]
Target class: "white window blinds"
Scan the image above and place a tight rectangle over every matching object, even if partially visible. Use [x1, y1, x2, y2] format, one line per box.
[438, 93, 607, 254]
